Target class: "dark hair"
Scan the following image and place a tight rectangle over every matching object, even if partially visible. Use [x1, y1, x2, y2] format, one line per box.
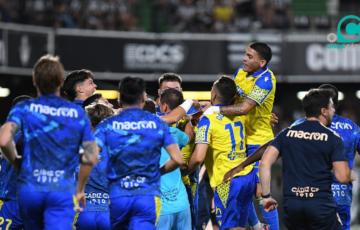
[302, 88, 335, 117]
[83, 93, 102, 108]
[249, 42, 272, 65]
[86, 104, 114, 127]
[158, 73, 182, 87]
[160, 88, 184, 110]
[33, 55, 64, 95]
[118, 77, 146, 105]
[143, 98, 156, 114]
[62, 69, 94, 100]
[12, 95, 32, 107]
[213, 75, 237, 105]
[318, 84, 339, 108]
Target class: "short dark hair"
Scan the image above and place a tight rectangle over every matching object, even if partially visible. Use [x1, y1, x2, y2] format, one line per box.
[318, 84, 339, 108]
[85, 104, 114, 127]
[33, 55, 64, 95]
[302, 88, 335, 117]
[12, 95, 32, 107]
[143, 98, 156, 114]
[249, 42, 272, 65]
[62, 69, 94, 100]
[213, 75, 237, 106]
[118, 77, 146, 105]
[160, 88, 184, 110]
[158, 73, 182, 87]
[83, 93, 102, 108]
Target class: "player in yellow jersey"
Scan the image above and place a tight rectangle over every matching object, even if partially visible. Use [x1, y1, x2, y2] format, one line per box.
[186, 76, 256, 229]
[205, 42, 278, 230]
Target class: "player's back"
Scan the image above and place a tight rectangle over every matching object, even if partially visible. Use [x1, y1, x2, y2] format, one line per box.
[95, 108, 173, 197]
[275, 120, 344, 201]
[7, 94, 92, 192]
[196, 113, 253, 188]
[234, 68, 276, 145]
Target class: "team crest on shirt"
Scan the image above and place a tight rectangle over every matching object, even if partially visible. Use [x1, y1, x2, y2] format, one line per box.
[216, 114, 224, 120]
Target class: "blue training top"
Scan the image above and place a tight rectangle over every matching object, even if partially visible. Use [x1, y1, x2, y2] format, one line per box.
[6, 94, 94, 193]
[94, 107, 175, 198]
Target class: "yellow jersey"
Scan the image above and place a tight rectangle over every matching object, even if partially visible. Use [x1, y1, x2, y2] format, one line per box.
[234, 67, 276, 145]
[195, 112, 253, 188]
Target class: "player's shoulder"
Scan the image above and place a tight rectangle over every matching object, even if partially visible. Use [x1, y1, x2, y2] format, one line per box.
[319, 122, 342, 140]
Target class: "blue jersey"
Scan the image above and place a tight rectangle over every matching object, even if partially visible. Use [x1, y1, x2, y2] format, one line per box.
[84, 145, 109, 211]
[6, 94, 94, 193]
[94, 108, 175, 198]
[272, 120, 346, 201]
[159, 127, 189, 215]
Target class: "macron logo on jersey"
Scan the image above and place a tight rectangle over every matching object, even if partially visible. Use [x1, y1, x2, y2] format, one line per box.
[331, 122, 352, 130]
[286, 130, 328, 141]
[112, 120, 157, 130]
[30, 103, 78, 118]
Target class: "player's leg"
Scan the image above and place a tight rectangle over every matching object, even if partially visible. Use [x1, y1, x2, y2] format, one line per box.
[305, 200, 341, 230]
[156, 213, 173, 230]
[174, 208, 192, 230]
[44, 191, 75, 230]
[0, 199, 23, 230]
[109, 196, 132, 229]
[214, 172, 256, 230]
[336, 205, 350, 230]
[17, 189, 46, 230]
[128, 195, 160, 230]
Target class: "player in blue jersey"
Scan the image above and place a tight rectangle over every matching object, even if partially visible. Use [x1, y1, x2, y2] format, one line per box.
[75, 103, 115, 230]
[0, 95, 31, 230]
[260, 88, 350, 230]
[94, 77, 185, 229]
[62, 69, 97, 106]
[156, 88, 191, 230]
[292, 84, 360, 230]
[0, 55, 98, 230]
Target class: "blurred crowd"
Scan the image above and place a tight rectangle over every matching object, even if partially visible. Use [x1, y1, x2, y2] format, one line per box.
[0, 0, 358, 33]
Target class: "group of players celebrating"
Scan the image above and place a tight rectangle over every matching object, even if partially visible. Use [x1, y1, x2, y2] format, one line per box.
[0, 42, 358, 230]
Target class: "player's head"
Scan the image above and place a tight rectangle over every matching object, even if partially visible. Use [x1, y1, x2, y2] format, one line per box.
[159, 88, 184, 113]
[63, 69, 97, 101]
[211, 75, 237, 106]
[243, 42, 272, 73]
[33, 54, 64, 95]
[118, 76, 146, 108]
[85, 104, 114, 128]
[11, 95, 32, 107]
[318, 84, 339, 109]
[143, 98, 157, 114]
[302, 88, 335, 125]
[83, 93, 113, 109]
[158, 73, 182, 96]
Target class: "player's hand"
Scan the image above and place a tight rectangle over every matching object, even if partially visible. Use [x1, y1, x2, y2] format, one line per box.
[203, 106, 220, 115]
[262, 197, 278, 212]
[223, 165, 244, 182]
[74, 191, 86, 212]
[270, 113, 279, 127]
[192, 100, 201, 111]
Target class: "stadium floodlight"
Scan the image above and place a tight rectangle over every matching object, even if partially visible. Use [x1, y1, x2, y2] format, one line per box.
[0, 87, 10, 97]
[297, 91, 344, 101]
[95, 90, 118, 100]
[356, 91, 360, 100]
[183, 91, 211, 101]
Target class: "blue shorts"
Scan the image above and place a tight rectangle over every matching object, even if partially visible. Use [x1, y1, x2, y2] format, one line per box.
[156, 208, 191, 230]
[337, 205, 350, 230]
[18, 188, 75, 230]
[75, 210, 111, 230]
[214, 172, 256, 229]
[0, 199, 23, 230]
[110, 195, 161, 230]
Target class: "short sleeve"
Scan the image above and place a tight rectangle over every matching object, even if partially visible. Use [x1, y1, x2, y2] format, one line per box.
[247, 72, 273, 105]
[162, 123, 176, 148]
[80, 113, 95, 143]
[94, 124, 106, 150]
[331, 137, 347, 162]
[270, 128, 287, 153]
[6, 103, 24, 130]
[195, 116, 211, 144]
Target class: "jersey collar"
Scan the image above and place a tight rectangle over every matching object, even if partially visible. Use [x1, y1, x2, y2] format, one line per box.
[249, 66, 269, 77]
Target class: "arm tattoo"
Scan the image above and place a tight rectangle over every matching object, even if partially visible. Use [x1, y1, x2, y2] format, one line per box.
[81, 141, 98, 165]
